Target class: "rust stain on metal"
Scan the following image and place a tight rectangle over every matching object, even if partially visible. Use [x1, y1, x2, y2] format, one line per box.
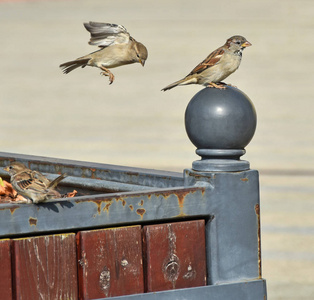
[92, 200, 102, 215]
[0, 206, 20, 214]
[75, 199, 113, 215]
[103, 202, 112, 213]
[149, 187, 203, 200]
[29, 217, 37, 226]
[90, 168, 96, 179]
[241, 178, 249, 182]
[136, 208, 146, 219]
[177, 192, 186, 216]
[125, 171, 139, 177]
[115, 198, 126, 207]
[185, 171, 215, 180]
[10, 207, 19, 214]
[139, 199, 144, 206]
[255, 204, 262, 277]
[148, 187, 205, 217]
[129, 205, 134, 211]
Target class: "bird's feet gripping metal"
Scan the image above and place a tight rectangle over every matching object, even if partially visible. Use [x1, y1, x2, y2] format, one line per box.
[207, 82, 227, 89]
[207, 82, 238, 89]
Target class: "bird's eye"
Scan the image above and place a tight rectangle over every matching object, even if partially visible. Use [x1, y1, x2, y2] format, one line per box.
[236, 41, 241, 45]
[136, 54, 140, 58]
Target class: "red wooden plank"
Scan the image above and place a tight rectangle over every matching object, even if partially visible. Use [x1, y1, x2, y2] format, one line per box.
[12, 233, 78, 300]
[143, 220, 207, 292]
[77, 225, 144, 299]
[0, 239, 13, 299]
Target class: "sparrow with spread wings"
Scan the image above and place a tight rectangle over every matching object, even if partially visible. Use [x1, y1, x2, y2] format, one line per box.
[4, 162, 67, 203]
[162, 35, 251, 91]
[60, 22, 148, 84]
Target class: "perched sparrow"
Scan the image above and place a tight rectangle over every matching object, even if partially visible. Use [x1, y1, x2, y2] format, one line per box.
[60, 22, 148, 84]
[162, 35, 251, 91]
[4, 162, 67, 203]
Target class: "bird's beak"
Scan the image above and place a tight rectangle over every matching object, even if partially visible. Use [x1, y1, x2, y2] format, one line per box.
[139, 59, 145, 66]
[242, 41, 252, 47]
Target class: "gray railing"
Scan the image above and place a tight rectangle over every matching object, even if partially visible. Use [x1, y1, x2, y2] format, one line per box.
[0, 87, 267, 299]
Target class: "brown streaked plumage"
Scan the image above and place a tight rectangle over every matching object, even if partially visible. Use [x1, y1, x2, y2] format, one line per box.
[60, 22, 148, 84]
[4, 162, 67, 204]
[162, 35, 251, 91]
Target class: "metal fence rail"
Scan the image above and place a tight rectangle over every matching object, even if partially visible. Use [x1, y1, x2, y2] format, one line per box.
[0, 152, 266, 299]
[0, 87, 267, 299]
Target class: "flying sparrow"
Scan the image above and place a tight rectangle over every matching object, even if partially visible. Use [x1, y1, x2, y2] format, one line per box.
[162, 35, 251, 91]
[4, 162, 67, 203]
[60, 22, 148, 84]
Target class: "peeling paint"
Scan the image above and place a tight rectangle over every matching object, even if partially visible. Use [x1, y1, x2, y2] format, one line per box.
[121, 259, 128, 267]
[182, 264, 196, 280]
[99, 266, 110, 297]
[163, 226, 180, 288]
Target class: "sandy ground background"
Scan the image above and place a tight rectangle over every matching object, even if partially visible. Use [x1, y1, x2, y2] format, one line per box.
[1, 0, 314, 298]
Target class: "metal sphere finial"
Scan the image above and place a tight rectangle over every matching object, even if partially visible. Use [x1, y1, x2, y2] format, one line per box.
[185, 86, 257, 172]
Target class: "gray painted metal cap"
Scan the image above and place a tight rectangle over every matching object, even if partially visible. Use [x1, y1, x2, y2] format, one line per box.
[185, 86, 257, 172]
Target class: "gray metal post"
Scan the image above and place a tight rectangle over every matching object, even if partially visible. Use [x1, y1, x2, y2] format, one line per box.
[184, 87, 263, 286]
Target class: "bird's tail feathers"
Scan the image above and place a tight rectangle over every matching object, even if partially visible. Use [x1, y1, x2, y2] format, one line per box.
[59, 58, 90, 74]
[162, 76, 197, 91]
[48, 173, 67, 189]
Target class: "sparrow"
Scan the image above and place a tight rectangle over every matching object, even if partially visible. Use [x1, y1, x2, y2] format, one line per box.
[60, 22, 148, 84]
[162, 35, 251, 91]
[4, 162, 67, 203]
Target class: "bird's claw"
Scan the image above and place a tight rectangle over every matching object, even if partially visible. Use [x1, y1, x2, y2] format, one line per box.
[208, 82, 226, 89]
[100, 71, 115, 84]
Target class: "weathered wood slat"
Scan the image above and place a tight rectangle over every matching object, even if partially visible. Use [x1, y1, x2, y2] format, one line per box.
[77, 225, 144, 299]
[0, 239, 13, 299]
[12, 233, 78, 300]
[143, 220, 207, 292]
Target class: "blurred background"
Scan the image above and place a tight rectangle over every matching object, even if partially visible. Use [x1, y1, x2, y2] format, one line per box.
[1, 0, 313, 298]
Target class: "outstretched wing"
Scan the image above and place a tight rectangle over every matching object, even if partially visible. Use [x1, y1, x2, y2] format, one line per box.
[84, 22, 131, 48]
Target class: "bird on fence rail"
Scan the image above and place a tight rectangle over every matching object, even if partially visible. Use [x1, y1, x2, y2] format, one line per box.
[4, 162, 67, 203]
[162, 35, 251, 91]
[59, 22, 148, 84]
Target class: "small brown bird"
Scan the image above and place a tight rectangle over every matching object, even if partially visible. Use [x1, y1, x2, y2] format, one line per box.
[60, 22, 148, 84]
[162, 35, 251, 91]
[4, 162, 67, 203]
